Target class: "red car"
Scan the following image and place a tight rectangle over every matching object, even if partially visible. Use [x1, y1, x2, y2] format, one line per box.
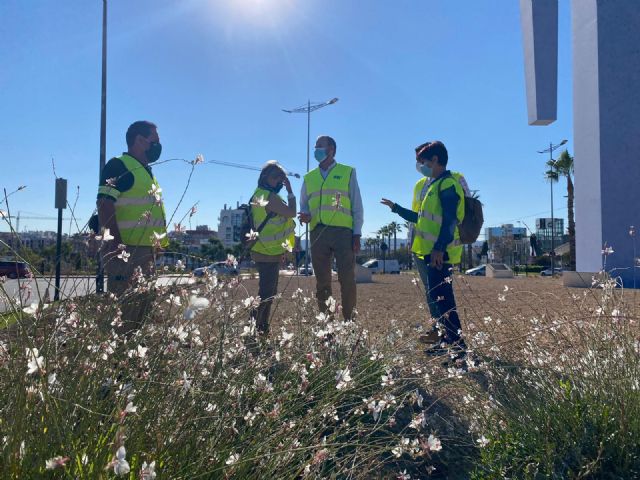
[0, 261, 31, 279]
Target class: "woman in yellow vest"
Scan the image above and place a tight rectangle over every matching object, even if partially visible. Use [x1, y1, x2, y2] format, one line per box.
[250, 161, 296, 335]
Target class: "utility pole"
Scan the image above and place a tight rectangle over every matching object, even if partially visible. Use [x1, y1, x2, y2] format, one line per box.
[538, 139, 567, 276]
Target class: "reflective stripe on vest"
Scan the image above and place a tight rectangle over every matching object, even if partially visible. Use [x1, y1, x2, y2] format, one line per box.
[304, 163, 353, 231]
[250, 187, 296, 256]
[411, 174, 465, 264]
[113, 154, 168, 247]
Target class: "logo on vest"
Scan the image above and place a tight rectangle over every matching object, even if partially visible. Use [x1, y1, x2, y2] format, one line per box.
[333, 175, 342, 180]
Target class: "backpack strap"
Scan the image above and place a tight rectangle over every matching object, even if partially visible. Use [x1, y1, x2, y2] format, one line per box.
[248, 193, 276, 233]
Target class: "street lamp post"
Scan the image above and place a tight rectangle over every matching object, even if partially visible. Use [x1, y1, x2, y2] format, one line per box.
[538, 139, 567, 276]
[96, 0, 108, 294]
[282, 97, 339, 274]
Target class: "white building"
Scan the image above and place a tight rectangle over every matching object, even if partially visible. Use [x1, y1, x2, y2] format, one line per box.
[217, 203, 245, 248]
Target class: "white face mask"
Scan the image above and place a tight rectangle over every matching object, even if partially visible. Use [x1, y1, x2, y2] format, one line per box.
[416, 161, 432, 177]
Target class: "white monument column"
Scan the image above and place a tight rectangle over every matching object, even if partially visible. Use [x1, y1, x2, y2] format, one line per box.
[521, 0, 640, 286]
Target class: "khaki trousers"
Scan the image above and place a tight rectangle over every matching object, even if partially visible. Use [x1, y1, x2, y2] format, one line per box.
[310, 226, 356, 320]
[104, 246, 155, 333]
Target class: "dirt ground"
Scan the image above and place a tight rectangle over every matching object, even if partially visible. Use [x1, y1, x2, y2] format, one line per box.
[241, 272, 640, 352]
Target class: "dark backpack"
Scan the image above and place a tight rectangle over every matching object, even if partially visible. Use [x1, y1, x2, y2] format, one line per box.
[459, 195, 483, 244]
[436, 174, 484, 245]
[238, 198, 276, 251]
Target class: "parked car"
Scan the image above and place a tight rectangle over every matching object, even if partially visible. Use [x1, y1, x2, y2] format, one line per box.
[298, 266, 314, 276]
[540, 268, 563, 276]
[362, 259, 400, 274]
[464, 264, 486, 276]
[0, 260, 31, 279]
[193, 261, 238, 277]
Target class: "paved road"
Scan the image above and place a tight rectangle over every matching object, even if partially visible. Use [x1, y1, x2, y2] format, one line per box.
[0, 271, 309, 313]
[0, 275, 198, 313]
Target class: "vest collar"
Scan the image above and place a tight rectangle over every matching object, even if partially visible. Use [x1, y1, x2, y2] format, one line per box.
[319, 160, 337, 174]
[122, 152, 153, 175]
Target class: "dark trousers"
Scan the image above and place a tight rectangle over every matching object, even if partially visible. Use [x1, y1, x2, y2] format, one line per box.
[414, 253, 440, 319]
[253, 262, 280, 334]
[424, 259, 464, 345]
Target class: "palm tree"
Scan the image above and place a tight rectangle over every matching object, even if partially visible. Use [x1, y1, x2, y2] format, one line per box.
[546, 151, 575, 270]
[554, 150, 575, 270]
[388, 221, 402, 253]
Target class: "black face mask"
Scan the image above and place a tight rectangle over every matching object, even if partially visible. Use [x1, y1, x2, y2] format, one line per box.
[145, 142, 162, 163]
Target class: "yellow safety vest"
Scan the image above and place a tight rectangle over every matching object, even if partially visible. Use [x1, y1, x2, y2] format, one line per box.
[250, 187, 295, 256]
[98, 154, 168, 247]
[304, 163, 353, 231]
[412, 172, 466, 212]
[412, 174, 465, 264]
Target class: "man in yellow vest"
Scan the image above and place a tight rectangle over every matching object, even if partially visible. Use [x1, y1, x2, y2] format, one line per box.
[299, 135, 364, 320]
[382, 141, 466, 359]
[384, 142, 470, 325]
[97, 120, 168, 331]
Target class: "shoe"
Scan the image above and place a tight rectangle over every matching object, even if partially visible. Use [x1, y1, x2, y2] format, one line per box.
[424, 344, 449, 357]
[419, 330, 441, 345]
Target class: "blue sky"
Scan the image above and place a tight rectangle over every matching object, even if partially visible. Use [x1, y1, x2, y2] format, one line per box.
[0, 0, 573, 240]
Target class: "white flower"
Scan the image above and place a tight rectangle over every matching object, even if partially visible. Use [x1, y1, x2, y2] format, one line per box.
[48, 372, 57, 386]
[45, 456, 69, 470]
[175, 260, 185, 271]
[243, 296, 259, 309]
[381, 373, 394, 387]
[397, 470, 411, 480]
[124, 402, 137, 414]
[117, 250, 130, 263]
[26, 348, 44, 376]
[95, 228, 114, 242]
[184, 296, 210, 320]
[193, 153, 205, 165]
[112, 446, 130, 476]
[245, 229, 259, 241]
[140, 461, 157, 479]
[251, 195, 269, 207]
[325, 296, 337, 313]
[280, 330, 294, 346]
[148, 184, 162, 204]
[152, 232, 167, 246]
[476, 435, 489, 447]
[166, 294, 182, 306]
[335, 368, 352, 390]
[281, 239, 293, 253]
[226, 453, 240, 465]
[181, 371, 192, 393]
[426, 434, 442, 452]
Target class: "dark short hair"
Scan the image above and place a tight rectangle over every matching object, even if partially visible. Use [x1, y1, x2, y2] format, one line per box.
[414, 142, 430, 154]
[318, 135, 337, 155]
[126, 121, 157, 148]
[417, 141, 448, 166]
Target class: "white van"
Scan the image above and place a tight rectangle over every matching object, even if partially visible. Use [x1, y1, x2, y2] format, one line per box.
[362, 259, 400, 274]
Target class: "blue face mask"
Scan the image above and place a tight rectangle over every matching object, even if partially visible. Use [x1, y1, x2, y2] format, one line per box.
[416, 161, 432, 177]
[314, 148, 328, 163]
